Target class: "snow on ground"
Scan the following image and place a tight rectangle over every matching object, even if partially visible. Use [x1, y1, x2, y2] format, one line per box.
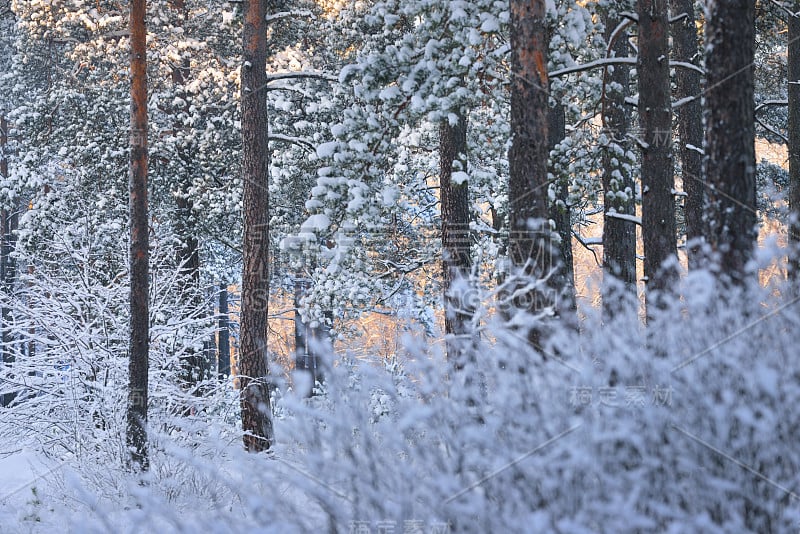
[0, 449, 64, 531]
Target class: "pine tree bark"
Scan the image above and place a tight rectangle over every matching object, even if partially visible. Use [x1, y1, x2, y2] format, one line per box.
[601, 12, 637, 315]
[239, 0, 273, 452]
[638, 0, 677, 308]
[703, 0, 756, 286]
[672, 0, 704, 268]
[440, 113, 472, 362]
[788, 8, 800, 278]
[126, 0, 149, 471]
[508, 0, 562, 348]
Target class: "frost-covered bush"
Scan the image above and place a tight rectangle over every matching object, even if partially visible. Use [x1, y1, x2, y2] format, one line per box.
[0, 214, 224, 467]
[10, 269, 796, 533]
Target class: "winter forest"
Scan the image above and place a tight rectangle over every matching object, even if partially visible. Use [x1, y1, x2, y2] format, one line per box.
[0, 0, 799, 531]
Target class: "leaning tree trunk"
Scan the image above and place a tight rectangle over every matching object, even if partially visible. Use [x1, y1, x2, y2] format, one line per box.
[126, 0, 150, 471]
[788, 7, 800, 279]
[508, 0, 563, 351]
[703, 0, 756, 287]
[440, 112, 473, 363]
[672, 0, 704, 268]
[638, 0, 677, 312]
[239, 0, 274, 452]
[601, 10, 637, 316]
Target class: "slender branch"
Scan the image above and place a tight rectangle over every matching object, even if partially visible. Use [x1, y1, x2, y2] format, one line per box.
[755, 116, 789, 144]
[267, 70, 338, 83]
[572, 231, 601, 266]
[269, 133, 315, 151]
[550, 57, 703, 79]
[669, 60, 704, 75]
[266, 10, 315, 22]
[755, 99, 789, 113]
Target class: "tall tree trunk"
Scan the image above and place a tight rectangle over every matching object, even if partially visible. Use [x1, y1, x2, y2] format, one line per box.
[508, 0, 562, 349]
[218, 282, 231, 378]
[0, 114, 10, 365]
[703, 0, 756, 286]
[239, 0, 274, 452]
[672, 0, 704, 268]
[601, 12, 637, 315]
[170, 0, 207, 389]
[548, 101, 575, 308]
[440, 113, 473, 363]
[0, 112, 16, 408]
[789, 8, 800, 279]
[126, 0, 150, 471]
[638, 0, 677, 311]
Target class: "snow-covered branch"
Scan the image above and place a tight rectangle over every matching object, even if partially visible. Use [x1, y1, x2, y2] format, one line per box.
[549, 57, 637, 78]
[669, 61, 704, 75]
[755, 99, 788, 113]
[269, 133, 315, 151]
[266, 10, 315, 22]
[669, 13, 689, 23]
[550, 58, 704, 79]
[672, 95, 697, 109]
[267, 71, 338, 84]
[605, 212, 642, 225]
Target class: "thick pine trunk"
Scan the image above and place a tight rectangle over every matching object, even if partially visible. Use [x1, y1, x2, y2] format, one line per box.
[638, 0, 677, 309]
[440, 113, 473, 362]
[601, 13, 637, 315]
[703, 0, 756, 286]
[126, 0, 150, 471]
[788, 9, 800, 278]
[672, 0, 704, 268]
[239, 0, 273, 452]
[508, 0, 563, 349]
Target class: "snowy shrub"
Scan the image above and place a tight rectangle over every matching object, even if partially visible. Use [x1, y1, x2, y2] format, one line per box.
[4, 269, 797, 533]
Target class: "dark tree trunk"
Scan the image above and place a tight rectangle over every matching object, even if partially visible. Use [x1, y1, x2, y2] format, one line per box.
[0, 113, 17, 408]
[293, 276, 317, 390]
[0, 114, 11, 364]
[240, 0, 274, 452]
[170, 0, 208, 388]
[789, 9, 800, 278]
[638, 0, 677, 309]
[440, 113, 473, 362]
[508, 0, 562, 349]
[601, 12, 637, 315]
[703, 0, 756, 286]
[218, 283, 230, 378]
[175, 193, 207, 386]
[547, 101, 576, 314]
[672, 0, 704, 268]
[126, 0, 149, 471]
